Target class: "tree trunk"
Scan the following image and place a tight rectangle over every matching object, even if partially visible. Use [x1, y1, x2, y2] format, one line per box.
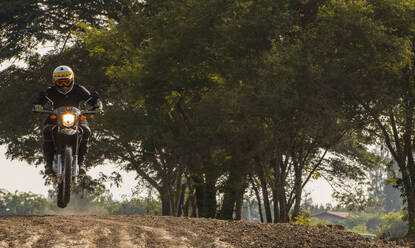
[249, 174, 264, 223]
[172, 103, 218, 217]
[194, 177, 206, 217]
[235, 173, 247, 220]
[272, 189, 279, 223]
[398, 155, 415, 238]
[219, 187, 236, 219]
[191, 195, 198, 217]
[177, 183, 186, 217]
[146, 187, 153, 215]
[219, 166, 248, 220]
[160, 188, 172, 216]
[407, 193, 415, 238]
[203, 180, 218, 217]
[172, 173, 185, 217]
[219, 169, 238, 219]
[183, 196, 190, 217]
[272, 158, 280, 223]
[235, 189, 244, 220]
[273, 153, 289, 223]
[193, 174, 217, 218]
[278, 183, 289, 222]
[291, 166, 303, 220]
[291, 190, 302, 221]
[259, 175, 272, 222]
[255, 155, 272, 223]
[402, 159, 415, 238]
[184, 178, 196, 217]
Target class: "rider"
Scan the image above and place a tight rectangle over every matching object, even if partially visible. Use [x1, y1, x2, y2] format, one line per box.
[32, 65, 103, 175]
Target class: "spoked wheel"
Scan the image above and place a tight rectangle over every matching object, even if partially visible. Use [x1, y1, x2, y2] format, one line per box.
[57, 147, 73, 208]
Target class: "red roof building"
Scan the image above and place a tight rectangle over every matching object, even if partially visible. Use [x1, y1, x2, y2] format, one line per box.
[311, 211, 350, 224]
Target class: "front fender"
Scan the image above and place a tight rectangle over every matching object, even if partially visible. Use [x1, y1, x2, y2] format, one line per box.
[58, 128, 77, 136]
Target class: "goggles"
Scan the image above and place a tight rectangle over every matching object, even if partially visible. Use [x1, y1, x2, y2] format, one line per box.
[55, 78, 72, 87]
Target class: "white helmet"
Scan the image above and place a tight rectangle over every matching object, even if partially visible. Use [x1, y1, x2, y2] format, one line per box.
[53, 65, 74, 95]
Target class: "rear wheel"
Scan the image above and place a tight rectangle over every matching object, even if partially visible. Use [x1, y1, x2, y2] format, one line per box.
[57, 147, 72, 208]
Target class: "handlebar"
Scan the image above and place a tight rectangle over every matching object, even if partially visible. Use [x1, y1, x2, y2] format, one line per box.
[32, 108, 100, 115]
[32, 109, 53, 114]
[81, 110, 99, 115]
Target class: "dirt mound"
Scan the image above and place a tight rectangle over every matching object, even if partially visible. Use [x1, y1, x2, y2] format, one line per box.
[0, 215, 409, 247]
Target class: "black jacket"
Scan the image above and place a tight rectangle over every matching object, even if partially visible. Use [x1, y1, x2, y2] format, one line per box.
[33, 84, 103, 110]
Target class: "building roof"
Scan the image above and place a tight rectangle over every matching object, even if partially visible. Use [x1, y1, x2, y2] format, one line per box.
[311, 211, 350, 219]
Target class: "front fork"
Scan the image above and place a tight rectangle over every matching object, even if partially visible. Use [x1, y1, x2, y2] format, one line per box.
[73, 154, 79, 184]
[53, 153, 79, 184]
[72, 126, 80, 184]
[54, 154, 62, 184]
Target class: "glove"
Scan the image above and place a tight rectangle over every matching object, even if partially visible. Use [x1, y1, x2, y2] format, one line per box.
[95, 107, 103, 113]
[34, 105, 44, 110]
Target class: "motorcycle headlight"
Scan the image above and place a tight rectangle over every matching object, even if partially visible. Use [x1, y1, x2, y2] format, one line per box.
[62, 113, 76, 127]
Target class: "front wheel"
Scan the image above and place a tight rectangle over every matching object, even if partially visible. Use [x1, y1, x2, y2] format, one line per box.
[57, 147, 72, 208]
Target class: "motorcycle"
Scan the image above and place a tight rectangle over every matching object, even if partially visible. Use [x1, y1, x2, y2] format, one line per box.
[33, 106, 97, 208]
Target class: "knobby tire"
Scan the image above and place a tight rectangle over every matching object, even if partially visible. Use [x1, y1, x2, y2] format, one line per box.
[57, 147, 72, 208]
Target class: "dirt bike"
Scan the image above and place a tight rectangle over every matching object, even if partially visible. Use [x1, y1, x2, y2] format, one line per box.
[33, 106, 97, 208]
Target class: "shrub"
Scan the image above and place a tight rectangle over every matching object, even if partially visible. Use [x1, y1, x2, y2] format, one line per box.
[376, 212, 407, 239]
[295, 210, 312, 226]
[310, 217, 330, 226]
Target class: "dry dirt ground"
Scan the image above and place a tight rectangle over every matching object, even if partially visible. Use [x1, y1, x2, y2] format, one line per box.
[0, 215, 411, 248]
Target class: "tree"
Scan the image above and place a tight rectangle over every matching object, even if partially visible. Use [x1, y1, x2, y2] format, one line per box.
[310, 0, 415, 237]
[0, 189, 52, 215]
[0, 0, 133, 63]
[81, 0, 394, 221]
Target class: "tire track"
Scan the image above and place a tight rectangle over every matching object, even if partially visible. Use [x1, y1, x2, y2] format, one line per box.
[78, 216, 192, 247]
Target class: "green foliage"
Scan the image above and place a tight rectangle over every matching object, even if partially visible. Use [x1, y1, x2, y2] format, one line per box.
[350, 223, 368, 234]
[307, 203, 406, 236]
[0, 188, 162, 216]
[294, 210, 312, 226]
[0, 0, 132, 62]
[310, 218, 330, 227]
[376, 212, 408, 239]
[340, 212, 378, 234]
[108, 198, 161, 215]
[0, 189, 52, 215]
[82, 0, 388, 221]
[335, 210, 408, 237]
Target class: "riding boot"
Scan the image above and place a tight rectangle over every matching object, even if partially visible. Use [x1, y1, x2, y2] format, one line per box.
[78, 140, 88, 174]
[43, 141, 55, 175]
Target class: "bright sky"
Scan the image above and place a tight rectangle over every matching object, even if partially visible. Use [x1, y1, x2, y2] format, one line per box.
[305, 178, 334, 206]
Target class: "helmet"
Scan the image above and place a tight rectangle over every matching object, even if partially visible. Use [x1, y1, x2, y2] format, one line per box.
[53, 65, 74, 95]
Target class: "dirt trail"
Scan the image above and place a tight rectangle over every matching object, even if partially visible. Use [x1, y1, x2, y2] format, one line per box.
[0, 215, 409, 247]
